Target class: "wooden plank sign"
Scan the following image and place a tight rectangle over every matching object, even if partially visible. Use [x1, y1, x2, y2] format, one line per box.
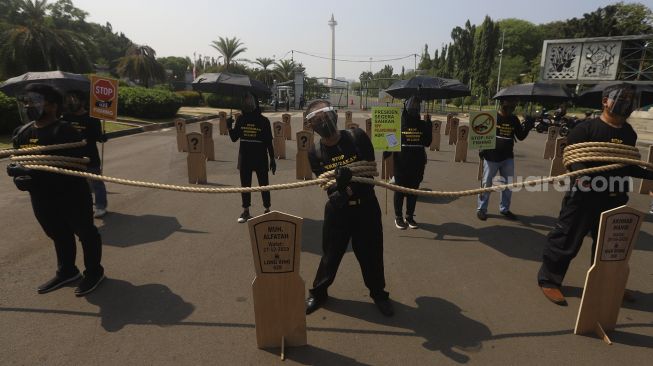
[638, 146, 653, 194]
[248, 211, 307, 349]
[345, 111, 353, 128]
[430, 120, 442, 151]
[200, 122, 215, 161]
[296, 131, 313, 180]
[445, 113, 453, 135]
[273, 121, 286, 159]
[448, 118, 459, 145]
[186, 132, 206, 184]
[574, 206, 644, 344]
[543, 126, 559, 159]
[549, 137, 568, 178]
[365, 118, 372, 138]
[218, 112, 228, 136]
[282, 113, 292, 141]
[455, 125, 469, 162]
[175, 118, 187, 152]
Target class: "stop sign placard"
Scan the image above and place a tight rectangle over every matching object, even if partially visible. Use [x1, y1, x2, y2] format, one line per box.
[90, 75, 118, 121]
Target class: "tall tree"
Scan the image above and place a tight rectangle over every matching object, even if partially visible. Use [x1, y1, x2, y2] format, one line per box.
[254, 57, 275, 85]
[418, 44, 432, 71]
[210, 36, 247, 72]
[274, 59, 297, 81]
[471, 16, 499, 91]
[116, 44, 166, 87]
[450, 20, 475, 85]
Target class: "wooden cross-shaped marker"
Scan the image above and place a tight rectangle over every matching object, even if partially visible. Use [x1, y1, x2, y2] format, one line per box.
[543, 126, 559, 159]
[218, 112, 229, 136]
[282, 113, 292, 141]
[549, 137, 568, 178]
[186, 132, 206, 184]
[445, 113, 453, 135]
[430, 120, 442, 151]
[365, 118, 372, 138]
[296, 131, 313, 180]
[273, 121, 286, 159]
[448, 118, 459, 145]
[454, 125, 469, 162]
[200, 121, 215, 161]
[639, 146, 653, 194]
[175, 118, 187, 152]
[574, 206, 644, 345]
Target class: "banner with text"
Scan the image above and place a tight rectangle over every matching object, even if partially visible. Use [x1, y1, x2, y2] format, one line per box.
[371, 107, 401, 152]
[469, 111, 497, 150]
[89, 75, 118, 121]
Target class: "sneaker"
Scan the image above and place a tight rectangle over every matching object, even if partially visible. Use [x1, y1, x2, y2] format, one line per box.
[74, 274, 105, 297]
[263, 208, 271, 214]
[93, 208, 107, 218]
[237, 210, 252, 223]
[374, 298, 394, 317]
[37, 272, 81, 294]
[476, 210, 487, 221]
[500, 210, 518, 220]
[405, 216, 419, 229]
[395, 217, 408, 230]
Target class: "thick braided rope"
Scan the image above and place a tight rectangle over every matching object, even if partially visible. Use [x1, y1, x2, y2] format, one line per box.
[0, 140, 87, 158]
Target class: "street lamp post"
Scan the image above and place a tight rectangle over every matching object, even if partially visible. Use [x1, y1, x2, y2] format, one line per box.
[495, 29, 505, 109]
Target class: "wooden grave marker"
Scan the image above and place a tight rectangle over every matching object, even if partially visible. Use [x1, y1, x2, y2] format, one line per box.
[430, 120, 442, 151]
[200, 121, 215, 161]
[543, 126, 559, 159]
[423, 113, 431, 122]
[282, 113, 292, 141]
[365, 118, 372, 138]
[296, 131, 313, 180]
[218, 111, 229, 135]
[448, 118, 459, 145]
[302, 112, 313, 132]
[638, 146, 653, 194]
[175, 118, 187, 152]
[186, 132, 206, 184]
[549, 137, 568, 178]
[273, 121, 286, 159]
[345, 111, 353, 128]
[455, 125, 469, 162]
[381, 153, 394, 181]
[248, 211, 307, 351]
[445, 113, 453, 135]
[574, 206, 645, 345]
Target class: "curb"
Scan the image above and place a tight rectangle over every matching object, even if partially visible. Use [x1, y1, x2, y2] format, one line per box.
[105, 114, 220, 139]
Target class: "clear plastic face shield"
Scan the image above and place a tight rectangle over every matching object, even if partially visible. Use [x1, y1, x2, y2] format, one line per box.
[604, 87, 635, 118]
[405, 96, 421, 118]
[16, 92, 46, 123]
[306, 105, 338, 138]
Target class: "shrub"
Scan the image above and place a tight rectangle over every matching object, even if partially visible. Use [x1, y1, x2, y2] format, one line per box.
[176, 91, 203, 107]
[0, 92, 21, 134]
[118, 87, 182, 119]
[204, 93, 244, 109]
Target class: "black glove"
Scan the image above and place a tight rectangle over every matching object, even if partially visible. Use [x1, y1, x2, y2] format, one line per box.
[13, 176, 34, 191]
[7, 163, 32, 178]
[227, 116, 234, 130]
[98, 134, 108, 143]
[335, 166, 352, 191]
[270, 159, 276, 175]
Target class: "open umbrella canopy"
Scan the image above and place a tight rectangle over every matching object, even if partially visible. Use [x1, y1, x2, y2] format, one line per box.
[493, 82, 573, 104]
[192, 72, 271, 98]
[575, 82, 653, 109]
[384, 76, 470, 100]
[0, 71, 90, 97]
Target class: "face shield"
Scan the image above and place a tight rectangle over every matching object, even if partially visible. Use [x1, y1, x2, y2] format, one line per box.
[604, 87, 635, 118]
[405, 96, 421, 118]
[306, 106, 338, 138]
[16, 92, 46, 123]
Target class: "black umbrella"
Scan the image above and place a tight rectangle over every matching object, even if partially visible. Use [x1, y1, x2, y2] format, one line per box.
[191, 72, 271, 98]
[0, 71, 90, 96]
[493, 82, 573, 104]
[384, 76, 470, 100]
[575, 82, 653, 109]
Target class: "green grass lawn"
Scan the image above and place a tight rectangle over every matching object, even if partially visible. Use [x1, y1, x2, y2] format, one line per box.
[103, 121, 137, 133]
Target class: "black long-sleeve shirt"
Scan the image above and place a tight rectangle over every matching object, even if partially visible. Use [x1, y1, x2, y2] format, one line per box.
[64, 113, 103, 168]
[228, 110, 274, 171]
[392, 114, 432, 169]
[480, 113, 530, 162]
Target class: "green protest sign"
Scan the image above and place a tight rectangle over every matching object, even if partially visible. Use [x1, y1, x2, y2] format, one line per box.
[469, 111, 497, 150]
[371, 107, 401, 152]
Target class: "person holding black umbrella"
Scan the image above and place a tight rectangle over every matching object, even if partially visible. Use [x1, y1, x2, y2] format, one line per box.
[227, 92, 276, 223]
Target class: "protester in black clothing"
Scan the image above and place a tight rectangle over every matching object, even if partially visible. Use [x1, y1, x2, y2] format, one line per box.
[476, 99, 533, 221]
[538, 83, 653, 305]
[228, 92, 276, 223]
[63, 90, 109, 218]
[304, 100, 393, 317]
[8, 83, 104, 296]
[388, 96, 432, 229]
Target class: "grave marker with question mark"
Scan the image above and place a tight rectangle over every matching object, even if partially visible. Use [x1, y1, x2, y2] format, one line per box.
[186, 132, 206, 184]
[175, 118, 187, 152]
[454, 125, 469, 162]
[296, 131, 313, 180]
[273, 121, 286, 159]
[430, 120, 442, 151]
[200, 121, 215, 161]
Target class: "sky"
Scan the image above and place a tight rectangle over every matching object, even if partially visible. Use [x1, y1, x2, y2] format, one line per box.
[73, 0, 651, 80]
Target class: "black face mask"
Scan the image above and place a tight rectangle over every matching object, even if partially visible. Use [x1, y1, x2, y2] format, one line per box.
[25, 106, 44, 121]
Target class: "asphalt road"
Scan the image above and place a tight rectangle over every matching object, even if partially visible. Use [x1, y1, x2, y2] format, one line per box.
[1, 112, 652, 365]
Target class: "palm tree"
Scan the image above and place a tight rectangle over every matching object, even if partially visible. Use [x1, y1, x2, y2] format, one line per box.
[274, 59, 297, 82]
[254, 57, 275, 85]
[116, 44, 166, 88]
[0, 0, 93, 76]
[209, 36, 246, 72]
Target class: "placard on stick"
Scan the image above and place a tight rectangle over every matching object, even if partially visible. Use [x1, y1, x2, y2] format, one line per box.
[371, 107, 401, 152]
[89, 75, 118, 121]
[574, 205, 644, 345]
[186, 132, 206, 184]
[468, 111, 497, 150]
[296, 131, 313, 180]
[543, 127, 559, 159]
[430, 120, 442, 151]
[273, 121, 286, 159]
[455, 125, 469, 162]
[175, 118, 187, 152]
[549, 137, 567, 178]
[248, 211, 307, 350]
[218, 112, 228, 136]
[365, 118, 372, 138]
[200, 122, 215, 161]
[282, 113, 292, 141]
[638, 146, 653, 194]
[448, 118, 459, 145]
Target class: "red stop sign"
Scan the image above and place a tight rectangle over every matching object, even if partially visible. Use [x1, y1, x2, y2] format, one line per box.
[93, 79, 115, 102]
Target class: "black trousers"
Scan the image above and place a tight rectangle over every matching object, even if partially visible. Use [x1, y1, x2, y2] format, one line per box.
[393, 163, 425, 218]
[538, 190, 628, 288]
[309, 196, 389, 301]
[30, 184, 103, 278]
[239, 167, 270, 209]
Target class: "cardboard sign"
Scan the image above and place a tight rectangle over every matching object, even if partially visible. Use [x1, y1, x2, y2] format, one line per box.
[89, 75, 118, 121]
[248, 211, 307, 349]
[365, 118, 372, 138]
[448, 118, 459, 145]
[638, 146, 653, 194]
[574, 206, 644, 344]
[430, 120, 442, 151]
[273, 121, 286, 159]
[218, 112, 228, 136]
[175, 118, 187, 152]
[296, 131, 312, 180]
[371, 107, 401, 152]
[186, 132, 206, 184]
[200, 122, 215, 161]
[445, 113, 453, 135]
[282, 113, 292, 141]
[455, 125, 469, 162]
[543, 126, 559, 159]
[549, 137, 568, 178]
[469, 111, 497, 150]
